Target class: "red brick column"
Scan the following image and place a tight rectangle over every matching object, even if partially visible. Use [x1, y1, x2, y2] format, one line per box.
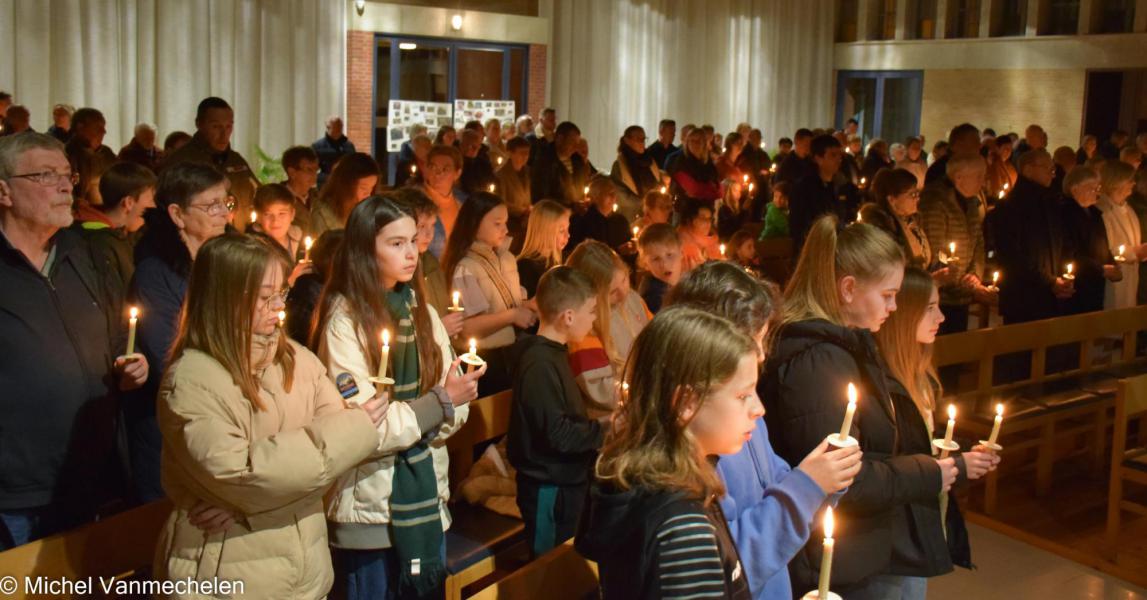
[347, 30, 375, 154]
[528, 44, 547, 118]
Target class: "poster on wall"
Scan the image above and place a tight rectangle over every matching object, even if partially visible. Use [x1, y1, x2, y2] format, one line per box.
[387, 100, 454, 152]
[453, 99, 516, 131]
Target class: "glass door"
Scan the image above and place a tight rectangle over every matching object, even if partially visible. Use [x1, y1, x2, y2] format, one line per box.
[836, 70, 924, 148]
[374, 35, 530, 185]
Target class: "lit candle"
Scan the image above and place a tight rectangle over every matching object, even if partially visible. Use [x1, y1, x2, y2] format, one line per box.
[859, 177, 866, 187]
[632, 225, 640, 238]
[583, 185, 590, 196]
[817, 507, 835, 600]
[496, 156, 503, 166]
[948, 241, 956, 256]
[612, 203, 618, 213]
[840, 383, 858, 439]
[488, 183, 496, 193]
[1003, 182, 1009, 191]
[452, 290, 462, 312]
[250, 210, 258, 224]
[1118, 244, 1126, 262]
[1064, 262, 1074, 280]
[992, 271, 1000, 288]
[659, 185, 667, 194]
[278, 310, 286, 329]
[126, 307, 139, 355]
[941, 404, 956, 454]
[303, 236, 314, 262]
[998, 190, 1005, 200]
[742, 174, 749, 185]
[469, 337, 477, 357]
[770, 164, 777, 173]
[748, 182, 755, 195]
[987, 403, 1004, 446]
[856, 211, 862, 223]
[411, 164, 417, 175]
[377, 329, 391, 380]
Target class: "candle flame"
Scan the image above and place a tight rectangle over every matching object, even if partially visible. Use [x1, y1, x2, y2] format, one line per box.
[411, 165, 417, 174]
[748, 183, 754, 192]
[1119, 244, 1126, 256]
[622, 381, 629, 394]
[949, 242, 956, 254]
[998, 190, 1005, 199]
[469, 337, 477, 355]
[277, 310, 286, 325]
[583, 185, 590, 196]
[770, 164, 777, 173]
[250, 211, 258, 223]
[1066, 262, 1074, 275]
[660, 185, 667, 194]
[996, 403, 1004, 417]
[847, 382, 857, 405]
[947, 403, 957, 420]
[129, 306, 139, 319]
[993, 271, 1000, 284]
[1003, 182, 1010, 190]
[304, 236, 314, 250]
[612, 203, 618, 212]
[488, 184, 496, 193]
[719, 243, 726, 256]
[452, 290, 461, 305]
[496, 156, 503, 165]
[742, 174, 749, 184]
[860, 177, 866, 186]
[382, 329, 390, 347]
[823, 506, 834, 538]
[632, 226, 640, 236]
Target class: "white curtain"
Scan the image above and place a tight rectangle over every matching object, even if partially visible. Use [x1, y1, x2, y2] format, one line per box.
[550, 0, 835, 166]
[0, 0, 346, 163]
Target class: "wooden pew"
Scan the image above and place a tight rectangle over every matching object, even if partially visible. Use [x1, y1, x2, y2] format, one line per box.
[932, 305, 1147, 512]
[444, 390, 525, 599]
[0, 500, 170, 599]
[470, 541, 599, 600]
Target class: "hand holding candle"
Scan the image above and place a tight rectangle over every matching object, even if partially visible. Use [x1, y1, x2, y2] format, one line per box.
[1116, 244, 1127, 263]
[461, 337, 486, 374]
[126, 307, 139, 356]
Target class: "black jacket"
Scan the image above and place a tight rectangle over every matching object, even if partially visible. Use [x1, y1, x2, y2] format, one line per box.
[994, 177, 1068, 324]
[460, 154, 497, 196]
[576, 485, 750, 600]
[761, 320, 939, 594]
[884, 377, 972, 577]
[789, 174, 859, 253]
[530, 144, 590, 209]
[647, 140, 678, 170]
[775, 152, 814, 186]
[569, 206, 631, 253]
[1059, 198, 1112, 315]
[506, 334, 603, 485]
[0, 228, 125, 513]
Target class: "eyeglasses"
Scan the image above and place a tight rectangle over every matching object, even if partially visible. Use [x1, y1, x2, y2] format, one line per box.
[426, 164, 455, 175]
[9, 170, 80, 187]
[188, 195, 237, 217]
[257, 286, 291, 307]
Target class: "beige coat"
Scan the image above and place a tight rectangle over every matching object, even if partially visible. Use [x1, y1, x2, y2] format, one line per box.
[154, 340, 380, 599]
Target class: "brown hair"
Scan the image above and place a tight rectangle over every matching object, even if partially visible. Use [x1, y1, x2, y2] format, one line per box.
[316, 152, 379, 222]
[596, 306, 754, 503]
[873, 267, 939, 419]
[783, 216, 904, 326]
[536, 265, 595, 321]
[170, 234, 295, 411]
[253, 183, 296, 212]
[637, 223, 681, 251]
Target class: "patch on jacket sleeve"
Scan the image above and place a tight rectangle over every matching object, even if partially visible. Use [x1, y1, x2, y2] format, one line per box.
[335, 373, 360, 399]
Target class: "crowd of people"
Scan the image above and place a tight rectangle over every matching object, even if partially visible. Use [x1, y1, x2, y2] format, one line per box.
[2, 87, 1146, 599]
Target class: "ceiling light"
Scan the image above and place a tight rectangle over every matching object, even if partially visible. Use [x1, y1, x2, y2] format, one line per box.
[354, 0, 366, 17]
[399, 42, 417, 50]
[451, 13, 463, 31]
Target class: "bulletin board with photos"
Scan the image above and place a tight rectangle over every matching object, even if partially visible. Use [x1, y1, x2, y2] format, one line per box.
[454, 99, 516, 132]
[386, 100, 455, 152]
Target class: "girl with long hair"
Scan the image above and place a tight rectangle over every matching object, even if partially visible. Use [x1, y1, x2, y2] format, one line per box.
[872, 267, 999, 598]
[566, 240, 651, 410]
[442, 191, 537, 395]
[311, 196, 483, 599]
[516, 199, 572, 298]
[576, 307, 761, 599]
[763, 216, 957, 599]
[310, 152, 379, 237]
[154, 234, 386, 598]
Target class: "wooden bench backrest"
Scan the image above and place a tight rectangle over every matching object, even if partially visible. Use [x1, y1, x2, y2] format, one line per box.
[446, 389, 514, 490]
[0, 500, 170, 599]
[933, 305, 1147, 392]
[470, 540, 598, 600]
[1112, 374, 1147, 469]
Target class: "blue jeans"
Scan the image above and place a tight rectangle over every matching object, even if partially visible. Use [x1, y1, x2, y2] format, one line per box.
[331, 543, 447, 600]
[0, 507, 64, 551]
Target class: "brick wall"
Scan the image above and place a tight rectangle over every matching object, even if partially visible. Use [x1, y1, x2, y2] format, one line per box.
[528, 44, 548, 118]
[347, 30, 375, 154]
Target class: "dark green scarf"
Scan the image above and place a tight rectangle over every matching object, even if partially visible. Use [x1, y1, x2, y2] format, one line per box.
[386, 284, 447, 597]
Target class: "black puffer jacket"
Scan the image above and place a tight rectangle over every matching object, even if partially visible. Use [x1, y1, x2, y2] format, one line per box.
[761, 319, 940, 596]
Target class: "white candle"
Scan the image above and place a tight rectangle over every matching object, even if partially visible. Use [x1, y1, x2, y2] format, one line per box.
[278, 310, 286, 329]
[411, 164, 417, 175]
[303, 236, 313, 262]
[496, 156, 503, 166]
[719, 243, 726, 258]
[942, 404, 956, 448]
[992, 271, 1000, 286]
[488, 183, 496, 193]
[998, 190, 1005, 200]
[126, 307, 139, 355]
[1119, 244, 1126, 258]
[250, 211, 258, 224]
[817, 507, 835, 599]
[632, 226, 640, 238]
[469, 337, 477, 357]
[748, 182, 755, 195]
[840, 383, 858, 439]
[452, 290, 462, 311]
[377, 329, 390, 380]
[988, 403, 1004, 445]
[1064, 262, 1074, 279]
[583, 185, 590, 196]
[612, 203, 618, 213]
[859, 177, 866, 187]
[948, 242, 956, 256]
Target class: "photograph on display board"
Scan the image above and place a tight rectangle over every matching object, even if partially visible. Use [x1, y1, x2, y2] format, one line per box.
[387, 100, 453, 152]
[454, 99, 516, 131]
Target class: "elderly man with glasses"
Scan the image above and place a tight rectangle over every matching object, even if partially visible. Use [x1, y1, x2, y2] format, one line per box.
[0, 133, 149, 550]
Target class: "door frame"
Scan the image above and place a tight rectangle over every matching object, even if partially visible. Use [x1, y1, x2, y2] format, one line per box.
[835, 70, 924, 142]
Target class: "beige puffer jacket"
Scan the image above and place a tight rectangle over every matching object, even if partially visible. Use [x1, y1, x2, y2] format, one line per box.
[153, 339, 380, 599]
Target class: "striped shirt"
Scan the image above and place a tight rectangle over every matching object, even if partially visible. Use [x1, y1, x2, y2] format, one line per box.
[654, 507, 750, 599]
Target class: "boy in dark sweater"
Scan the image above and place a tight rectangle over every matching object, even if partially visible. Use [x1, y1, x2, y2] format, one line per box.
[636, 223, 683, 314]
[507, 265, 606, 557]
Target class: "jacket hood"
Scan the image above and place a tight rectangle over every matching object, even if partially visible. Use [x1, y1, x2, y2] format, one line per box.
[772, 319, 873, 362]
[575, 483, 684, 562]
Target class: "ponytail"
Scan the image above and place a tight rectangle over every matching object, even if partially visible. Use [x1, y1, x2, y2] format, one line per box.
[782, 215, 904, 325]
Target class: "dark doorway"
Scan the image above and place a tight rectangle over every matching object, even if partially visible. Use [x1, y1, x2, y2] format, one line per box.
[1083, 71, 1123, 141]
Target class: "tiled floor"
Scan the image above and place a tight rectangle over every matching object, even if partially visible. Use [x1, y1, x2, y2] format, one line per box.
[930, 523, 1147, 600]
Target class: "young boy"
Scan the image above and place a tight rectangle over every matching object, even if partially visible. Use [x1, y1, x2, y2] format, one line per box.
[73, 161, 157, 292]
[636, 223, 684, 314]
[507, 266, 605, 558]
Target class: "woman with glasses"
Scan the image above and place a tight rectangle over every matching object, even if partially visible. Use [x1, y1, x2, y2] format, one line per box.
[420, 144, 467, 260]
[153, 234, 388, 598]
[859, 168, 942, 276]
[125, 162, 231, 502]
